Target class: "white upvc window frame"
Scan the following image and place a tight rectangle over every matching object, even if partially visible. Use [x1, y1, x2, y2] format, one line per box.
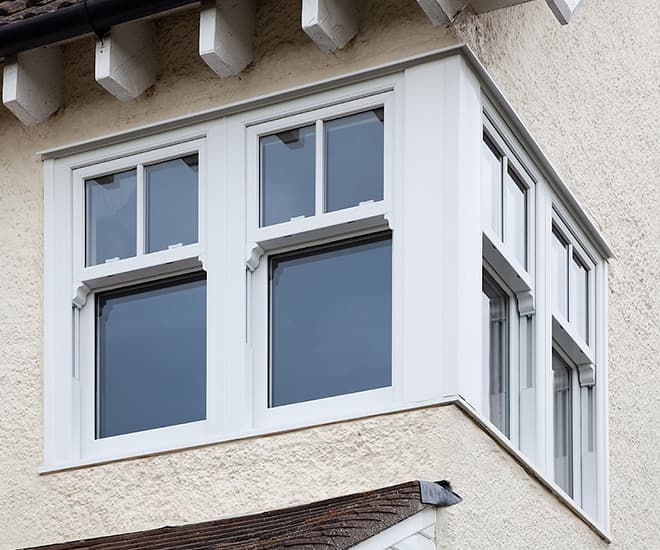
[243, 86, 401, 432]
[480, 106, 538, 458]
[44, 123, 218, 467]
[545, 200, 602, 519]
[70, 135, 213, 462]
[42, 49, 610, 533]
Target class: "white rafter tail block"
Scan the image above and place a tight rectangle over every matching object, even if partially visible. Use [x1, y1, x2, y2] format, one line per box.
[199, 0, 256, 78]
[2, 46, 63, 126]
[546, 0, 583, 24]
[302, 0, 358, 53]
[470, 0, 534, 14]
[95, 20, 157, 101]
[415, 0, 468, 26]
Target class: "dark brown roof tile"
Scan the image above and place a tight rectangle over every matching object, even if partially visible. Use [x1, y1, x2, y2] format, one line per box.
[19, 480, 461, 550]
[0, 0, 80, 27]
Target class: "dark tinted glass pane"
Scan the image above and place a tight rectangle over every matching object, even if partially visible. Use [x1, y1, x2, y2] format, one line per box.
[86, 169, 137, 266]
[96, 274, 206, 438]
[325, 109, 384, 212]
[481, 137, 502, 238]
[482, 272, 509, 437]
[261, 125, 315, 226]
[553, 353, 573, 497]
[551, 227, 569, 318]
[270, 234, 392, 407]
[570, 254, 589, 343]
[505, 170, 527, 268]
[146, 155, 199, 253]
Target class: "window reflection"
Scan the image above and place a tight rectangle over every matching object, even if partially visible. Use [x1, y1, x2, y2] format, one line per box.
[146, 155, 199, 253]
[325, 108, 384, 212]
[553, 352, 573, 497]
[86, 169, 137, 266]
[270, 233, 392, 407]
[96, 273, 207, 438]
[482, 272, 509, 437]
[260, 125, 316, 226]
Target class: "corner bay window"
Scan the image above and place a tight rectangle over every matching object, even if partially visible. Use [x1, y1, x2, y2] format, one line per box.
[44, 53, 609, 529]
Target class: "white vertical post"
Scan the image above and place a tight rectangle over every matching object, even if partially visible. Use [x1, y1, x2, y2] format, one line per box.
[415, 0, 468, 26]
[441, 57, 483, 408]
[199, 0, 256, 78]
[302, 0, 358, 53]
[398, 56, 482, 405]
[95, 20, 158, 101]
[2, 46, 63, 126]
[546, 0, 583, 24]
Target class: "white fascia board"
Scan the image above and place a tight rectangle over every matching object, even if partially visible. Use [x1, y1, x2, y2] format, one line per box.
[199, 0, 256, 78]
[352, 508, 436, 550]
[302, 0, 358, 53]
[416, 0, 469, 25]
[2, 46, 63, 126]
[546, 0, 583, 24]
[470, 0, 582, 24]
[95, 20, 158, 101]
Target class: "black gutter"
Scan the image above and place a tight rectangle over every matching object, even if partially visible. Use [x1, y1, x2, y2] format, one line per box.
[0, 0, 199, 59]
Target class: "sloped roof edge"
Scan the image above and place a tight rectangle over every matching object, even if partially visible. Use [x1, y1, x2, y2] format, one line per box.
[20, 480, 461, 550]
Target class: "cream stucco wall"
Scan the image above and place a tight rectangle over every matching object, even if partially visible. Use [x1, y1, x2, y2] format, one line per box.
[0, 0, 658, 547]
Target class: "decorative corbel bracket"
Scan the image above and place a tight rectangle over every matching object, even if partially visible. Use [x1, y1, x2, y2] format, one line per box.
[516, 290, 535, 317]
[384, 211, 394, 231]
[72, 282, 91, 309]
[246, 243, 265, 272]
[578, 363, 596, 387]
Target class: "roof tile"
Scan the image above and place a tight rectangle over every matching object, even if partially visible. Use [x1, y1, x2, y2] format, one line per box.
[19, 480, 460, 550]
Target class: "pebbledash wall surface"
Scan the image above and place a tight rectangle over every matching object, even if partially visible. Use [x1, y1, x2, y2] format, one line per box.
[0, 0, 658, 548]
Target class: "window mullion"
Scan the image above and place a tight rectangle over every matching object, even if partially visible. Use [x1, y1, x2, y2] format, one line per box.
[501, 155, 508, 240]
[136, 164, 145, 257]
[315, 118, 324, 216]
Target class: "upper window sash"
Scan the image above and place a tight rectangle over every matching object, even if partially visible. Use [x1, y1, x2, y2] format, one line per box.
[482, 116, 536, 316]
[246, 93, 394, 256]
[550, 209, 597, 370]
[71, 140, 206, 291]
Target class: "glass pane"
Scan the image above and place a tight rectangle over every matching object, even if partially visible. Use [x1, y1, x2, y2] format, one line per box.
[505, 170, 527, 268]
[261, 125, 315, 226]
[86, 169, 137, 266]
[551, 228, 569, 317]
[270, 234, 392, 407]
[584, 385, 595, 453]
[146, 155, 199, 253]
[481, 137, 502, 238]
[482, 273, 509, 437]
[96, 274, 206, 438]
[325, 108, 384, 212]
[570, 254, 589, 343]
[553, 353, 573, 497]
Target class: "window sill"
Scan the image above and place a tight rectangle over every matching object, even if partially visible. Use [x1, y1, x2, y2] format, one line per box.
[38, 395, 455, 474]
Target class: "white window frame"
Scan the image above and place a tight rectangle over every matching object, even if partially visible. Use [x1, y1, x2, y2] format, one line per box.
[243, 89, 400, 431]
[481, 108, 538, 457]
[42, 50, 610, 534]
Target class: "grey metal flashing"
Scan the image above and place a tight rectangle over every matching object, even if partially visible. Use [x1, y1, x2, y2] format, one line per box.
[37, 43, 613, 260]
[419, 480, 462, 506]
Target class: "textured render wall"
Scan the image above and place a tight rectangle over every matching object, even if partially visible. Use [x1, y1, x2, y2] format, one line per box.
[0, 0, 657, 547]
